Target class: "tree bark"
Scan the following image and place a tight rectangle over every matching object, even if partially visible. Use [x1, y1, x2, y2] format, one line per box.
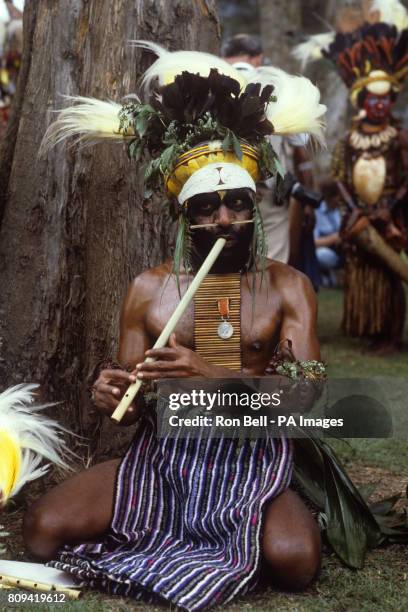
[259, 0, 302, 72]
[0, 0, 219, 455]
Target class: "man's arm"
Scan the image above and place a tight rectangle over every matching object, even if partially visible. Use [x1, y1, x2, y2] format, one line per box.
[91, 274, 152, 424]
[278, 269, 320, 361]
[118, 274, 152, 367]
[315, 232, 340, 248]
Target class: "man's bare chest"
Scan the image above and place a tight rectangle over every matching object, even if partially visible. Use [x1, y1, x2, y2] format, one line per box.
[145, 277, 282, 373]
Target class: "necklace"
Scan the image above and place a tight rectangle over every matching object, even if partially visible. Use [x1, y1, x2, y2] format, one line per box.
[349, 125, 398, 151]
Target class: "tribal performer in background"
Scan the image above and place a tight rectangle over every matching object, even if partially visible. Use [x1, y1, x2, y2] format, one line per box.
[294, 0, 408, 352]
[23, 40, 407, 610]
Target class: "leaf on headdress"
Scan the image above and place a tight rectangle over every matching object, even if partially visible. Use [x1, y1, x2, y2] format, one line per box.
[274, 157, 285, 178]
[258, 139, 280, 178]
[134, 105, 157, 137]
[172, 214, 192, 296]
[129, 139, 143, 162]
[160, 143, 182, 173]
[222, 129, 243, 160]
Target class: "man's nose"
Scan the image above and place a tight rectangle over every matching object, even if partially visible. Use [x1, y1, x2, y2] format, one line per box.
[215, 204, 234, 228]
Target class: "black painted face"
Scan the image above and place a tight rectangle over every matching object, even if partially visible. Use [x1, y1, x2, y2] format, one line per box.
[187, 188, 254, 220]
[186, 188, 255, 270]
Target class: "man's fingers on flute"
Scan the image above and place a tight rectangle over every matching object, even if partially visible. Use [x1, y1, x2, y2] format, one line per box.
[97, 382, 123, 398]
[93, 398, 118, 416]
[143, 347, 178, 360]
[93, 390, 120, 409]
[136, 360, 181, 373]
[137, 369, 187, 380]
[100, 369, 137, 384]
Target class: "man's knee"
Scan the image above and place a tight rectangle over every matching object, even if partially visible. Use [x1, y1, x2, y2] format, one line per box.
[263, 530, 321, 590]
[23, 501, 64, 561]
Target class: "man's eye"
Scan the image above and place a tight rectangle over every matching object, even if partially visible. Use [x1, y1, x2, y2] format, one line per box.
[230, 199, 248, 211]
[199, 204, 214, 213]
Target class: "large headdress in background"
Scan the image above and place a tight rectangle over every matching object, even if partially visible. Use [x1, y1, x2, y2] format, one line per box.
[42, 41, 326, 277]
[293, 0, 408, 106]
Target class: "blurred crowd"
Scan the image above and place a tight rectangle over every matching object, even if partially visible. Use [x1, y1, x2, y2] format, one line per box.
[222, 33, 343, 291]
[0, 0, 22, 138]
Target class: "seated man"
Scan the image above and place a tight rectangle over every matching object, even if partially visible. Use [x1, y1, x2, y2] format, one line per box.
[24, 186, 321, 606]
[24, 45, 326, 609]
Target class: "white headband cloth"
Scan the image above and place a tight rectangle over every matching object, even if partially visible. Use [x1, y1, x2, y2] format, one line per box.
[178, 162, 256, 205]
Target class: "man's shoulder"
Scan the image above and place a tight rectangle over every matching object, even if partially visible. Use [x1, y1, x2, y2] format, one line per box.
[126, 261, 172, 301]
[132, 261, 172, 283]
[266, 259, 310, 286]
[266, 260, 316, 305]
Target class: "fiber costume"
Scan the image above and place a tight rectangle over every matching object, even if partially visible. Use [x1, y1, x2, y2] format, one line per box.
[294, 0, 408, 345]
[42, 41, 325, 609]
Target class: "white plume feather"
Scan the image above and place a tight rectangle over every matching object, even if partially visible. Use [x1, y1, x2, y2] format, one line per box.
[370, 0, 408, 30]
[292, 32, 335, 69]
[247, 66, 327, 145]
[40, 95, 130, 156]
[0, 384, 73, 504]
[129, 39, 247, 97]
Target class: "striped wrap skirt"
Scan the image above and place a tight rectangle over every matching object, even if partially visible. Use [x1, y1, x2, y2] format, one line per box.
[50, 418, 293, 610]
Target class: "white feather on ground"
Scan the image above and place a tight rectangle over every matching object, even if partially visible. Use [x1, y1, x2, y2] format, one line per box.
[0, 384, 73, 501]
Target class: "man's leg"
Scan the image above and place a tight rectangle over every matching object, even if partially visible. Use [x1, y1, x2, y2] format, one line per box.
[23, 459, 120, 561]
[262, 489, 321, 590]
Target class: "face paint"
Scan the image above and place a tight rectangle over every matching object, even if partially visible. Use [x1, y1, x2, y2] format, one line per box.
[186, 188, 256, 271]
[187, 188, 254, 220]
[363, 93, 392, 124]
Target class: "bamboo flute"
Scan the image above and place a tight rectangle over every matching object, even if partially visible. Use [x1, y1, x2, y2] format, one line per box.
[111, 237, 227, 422]
[0, 574, 82, 599]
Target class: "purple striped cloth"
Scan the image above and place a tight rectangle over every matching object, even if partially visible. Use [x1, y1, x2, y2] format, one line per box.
[50, 418, 293, 610]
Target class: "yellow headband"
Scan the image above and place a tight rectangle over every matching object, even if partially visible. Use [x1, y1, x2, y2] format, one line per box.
[165, 141, 261, 202]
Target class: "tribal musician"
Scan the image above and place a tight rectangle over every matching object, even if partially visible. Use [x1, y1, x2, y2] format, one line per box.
[23, 44, 326, 609]
[23, 41, 406, 609]
[294, 0, 408, 352]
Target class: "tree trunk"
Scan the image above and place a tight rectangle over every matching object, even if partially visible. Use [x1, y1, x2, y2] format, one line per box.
[0, 0, 219, 456]
[259, 0, 302, 72]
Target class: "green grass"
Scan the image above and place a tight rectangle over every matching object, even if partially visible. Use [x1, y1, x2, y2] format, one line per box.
[318, 288, 408, 378]
[2, 289, 407, 611]
[318, 288, 408, 474]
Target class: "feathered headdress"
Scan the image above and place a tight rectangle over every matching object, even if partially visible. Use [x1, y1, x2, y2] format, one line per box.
[41, 41, 326, 281]
[0, 384, 72, 508]
[42, 41, 326, 195]
[293, 0, 408, 106]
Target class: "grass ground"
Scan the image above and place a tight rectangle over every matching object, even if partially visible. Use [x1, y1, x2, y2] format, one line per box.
[1, 288, 407, 611]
